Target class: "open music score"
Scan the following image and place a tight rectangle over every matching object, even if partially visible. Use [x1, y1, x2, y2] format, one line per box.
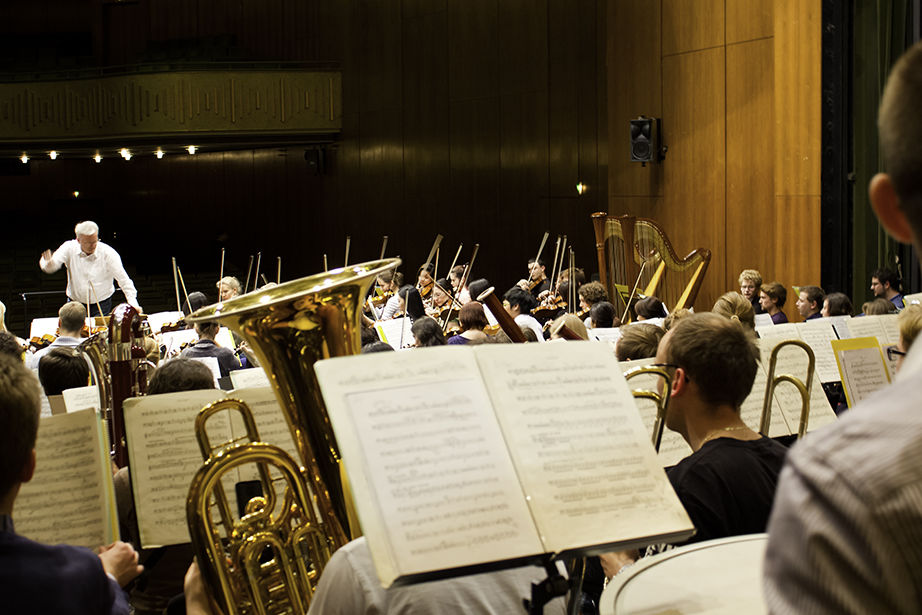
[15, 408, 118, 549]
[832, 337, 891, 407]
[124, 387, 300, 548]
[315, 343, 694, 588]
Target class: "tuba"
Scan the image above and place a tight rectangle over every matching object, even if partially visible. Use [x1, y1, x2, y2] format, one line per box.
[185, 258, 400, 614]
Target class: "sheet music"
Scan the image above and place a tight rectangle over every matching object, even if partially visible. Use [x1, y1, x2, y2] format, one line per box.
[229, 367, 271, 389]
[590, 328, 622, 344]
[62, 385, 100, 413]
[375, 317, 414, 350]
[739, 359, 792, 437]
[756, 338, 837, 434]
[124, 390, 225, 548]
[189, 357, 221, 386]
[29, 317, 59, 339]
[476, 342, 691, 554]
[317, 348, 541, 587]
[620, 358, 692, 468]
[825, 315, 853, 339]
[215, 327, 237, 349]
[15, 409, 116, 549]
[796, 321, 841, 383]
[903, 292, 922, 306]
[845, 315, 899, 345]
[160, 329, 198, 357]
[832, 338, 891, 406]
[754, 313, 774, 329]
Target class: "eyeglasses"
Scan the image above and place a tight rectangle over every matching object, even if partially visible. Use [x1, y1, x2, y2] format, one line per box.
[649, 363, 690, 382]
[887, 347, 907, 361]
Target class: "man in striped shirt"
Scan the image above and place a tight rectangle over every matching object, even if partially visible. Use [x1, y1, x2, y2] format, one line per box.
[764, 41, 922, 614]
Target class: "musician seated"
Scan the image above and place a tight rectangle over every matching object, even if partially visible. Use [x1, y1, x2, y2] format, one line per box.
[517, 258, 550, 298]
[447, 302, 489, 345]
[448, 266, 471, 305]
[578, 281, 609, 327]
[411, 316, 447, 347]
[795, 286, 825, 321]
[870, 267, 904, 309]
[502, 287, 544, 342]
[27, 301, 87, 369]
[0, 354, 141, 614]
[615, 324, 664, 361]
[663, 308, 692, 331]
[397, 285, 426, 323]
[738, 269, 765, 315]
[180, 321, 241, 378]
[306, 536, 566, 614]
[112, 358, 214, 614]
[37, 347, 90, 400]
[181, 292, 211, 328]
[712, 292, 755, 330]
[634, 296, 667, 321]
[822, 292, 853, 317]
[361, 341, 396, 353]
[589, 301, 619, 329]
[216, 276, 242, 302]
[416, 263, 435, 299]
[759, 283, 788, 324]
[601, 314, 787, 578]
[427, 278, 453, 315]
[377, 271, 404, 320]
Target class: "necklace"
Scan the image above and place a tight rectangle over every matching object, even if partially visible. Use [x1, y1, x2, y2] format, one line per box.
[700, 425, 750, 447]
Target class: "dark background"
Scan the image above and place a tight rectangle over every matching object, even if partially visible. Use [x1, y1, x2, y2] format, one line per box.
[0, 0, 607, 334]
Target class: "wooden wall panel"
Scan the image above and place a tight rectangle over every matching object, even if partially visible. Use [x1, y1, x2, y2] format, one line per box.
[662, 46, 727, 308]
[773, 195, 822, 321]
[726, 38, 774, 284]
[607, 0, 662, 199]
[726, 0, 773, 44]
[773, 0, 821, 197]
[661, 0, 724, 56]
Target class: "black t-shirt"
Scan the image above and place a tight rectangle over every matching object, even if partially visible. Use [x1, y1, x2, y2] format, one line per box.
[667, 436, 788, 544]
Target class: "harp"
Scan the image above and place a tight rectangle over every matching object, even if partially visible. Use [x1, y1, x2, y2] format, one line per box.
[592, 212, 711, 317]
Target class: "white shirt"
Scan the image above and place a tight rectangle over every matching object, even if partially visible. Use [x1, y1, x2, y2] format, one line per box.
[39, 240, 140, 309]
[514, 313, 545, 342]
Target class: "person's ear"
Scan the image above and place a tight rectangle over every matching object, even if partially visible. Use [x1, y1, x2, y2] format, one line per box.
[671, 368, 688, 396]
[20, 449, 36, 483]
[870, 173, 914, 244]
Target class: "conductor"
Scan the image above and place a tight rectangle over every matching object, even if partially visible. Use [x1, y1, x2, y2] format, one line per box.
[39, 221, 141, 316]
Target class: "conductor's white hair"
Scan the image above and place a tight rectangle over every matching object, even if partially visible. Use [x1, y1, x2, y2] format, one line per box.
[74, 220, 99, 237]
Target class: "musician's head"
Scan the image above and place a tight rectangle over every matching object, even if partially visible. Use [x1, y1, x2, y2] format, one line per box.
[635, 296, 667, 320]
[217, 276, 242, 302]
[0, 354, 41, 508]
[411, 317, 446, 347]
[862, 297, 897, 315]
[578, 281, 608, 310]
[738, 269, 763, 302]
[74, 220, 99, 255]
[397, 285, 426, 321]
[449, 266, 465, 290]
[417, 264, 434, 288]
[796, 286, 824, 319]
[0, 332, 24, 361]
[556, 268, 586, 288]
[870, 268, 901, 298]
[467, 279, 491, 303]
[459, 301, 489, 332]
[822, 292, 853, 317]
[871, 41, 922, 248]
[760, 282, 786, 312]
[193, 321, 220, 340]
[616, 323, 664, 361]
[148, 358, 216, 394]
[58, 301, 87, 337]
[433, 278, 452, 306]
[38, 347, 90, 397]
[182, 292, 210, 319]
[503, 286, 537, 316]
[657, 313, 759, 433]
[527, 258, 546, 278]
[712, 292, 755, 330]
[590, 301, 618, 329]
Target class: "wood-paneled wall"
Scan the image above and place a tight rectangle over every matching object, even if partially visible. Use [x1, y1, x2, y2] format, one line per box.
[607, 0, 821, 319]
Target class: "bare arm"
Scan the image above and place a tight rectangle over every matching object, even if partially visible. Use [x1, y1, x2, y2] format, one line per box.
[184, 560, 215, 615]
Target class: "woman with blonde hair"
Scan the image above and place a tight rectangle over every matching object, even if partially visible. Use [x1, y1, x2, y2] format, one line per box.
[712, 292, 755, 330]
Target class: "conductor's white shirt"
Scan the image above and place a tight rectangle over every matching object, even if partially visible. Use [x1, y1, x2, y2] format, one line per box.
[39, 240, 140, 308]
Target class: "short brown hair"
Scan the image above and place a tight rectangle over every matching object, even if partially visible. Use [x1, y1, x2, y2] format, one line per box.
[616, 324, 664, 361]
[0, 354, 41, 495]
[863, 298, 897, 315]
[761, 282, 787, 308]
[878, 41, 922, 232]
[712, 292, 755, 330]
[459, 301, 489, 331]
[578, 281, 608, 306]
[662, 313, 759, 409]
[59, 301, 87, 334]
[148, 358, 216, 395]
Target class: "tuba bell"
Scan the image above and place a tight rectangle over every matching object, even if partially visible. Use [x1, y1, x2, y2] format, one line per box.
[185, 258, 400, 613]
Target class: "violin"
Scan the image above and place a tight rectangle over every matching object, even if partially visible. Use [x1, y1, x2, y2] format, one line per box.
[526, 271, 547, 292]
[159, 320, 187, 333]
[29, 334, 56, 351]
[417, 282, 433, 299]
